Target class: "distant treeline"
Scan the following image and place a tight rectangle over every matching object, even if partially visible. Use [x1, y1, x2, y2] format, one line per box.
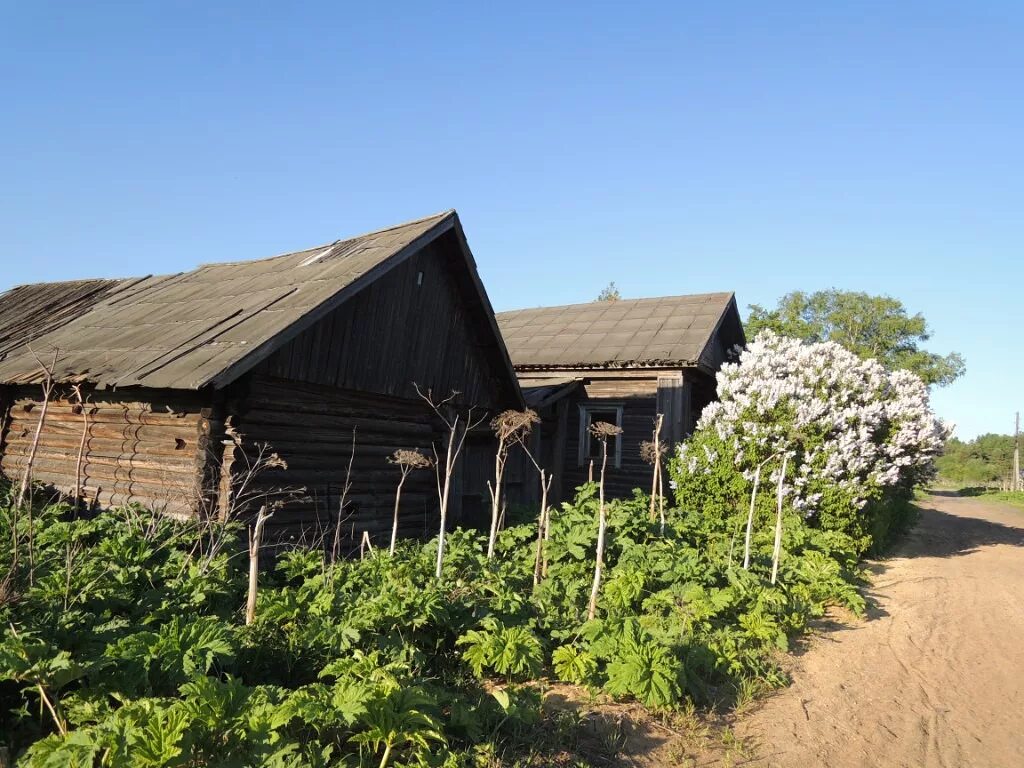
[935, 434, 1019, 485]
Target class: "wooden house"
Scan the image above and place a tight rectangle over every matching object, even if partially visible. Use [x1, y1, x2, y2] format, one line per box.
[0, 211, 522, 544]
[495, 294, 744, 502]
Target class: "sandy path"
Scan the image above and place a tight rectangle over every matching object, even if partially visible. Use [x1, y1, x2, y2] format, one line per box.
[734, 493, 1024, 768]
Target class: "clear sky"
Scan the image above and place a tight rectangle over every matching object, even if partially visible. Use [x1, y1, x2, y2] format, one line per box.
[1, 2, 1020, 439]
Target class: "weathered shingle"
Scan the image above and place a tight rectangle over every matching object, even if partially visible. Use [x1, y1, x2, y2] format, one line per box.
[0, 211, 455, 389]
[496, 293, 737, 369]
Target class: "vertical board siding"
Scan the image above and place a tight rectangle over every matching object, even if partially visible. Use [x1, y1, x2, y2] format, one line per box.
[258, 238, 503, 409]
[656, 375, 685, 445]
[0, 386, 206, 515]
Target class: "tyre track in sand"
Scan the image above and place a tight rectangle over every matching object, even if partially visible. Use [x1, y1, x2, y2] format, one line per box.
[733, 493, 1024, 768]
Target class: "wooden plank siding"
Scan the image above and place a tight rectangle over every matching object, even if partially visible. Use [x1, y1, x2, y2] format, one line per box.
[0, 386, 207, 515]
[257, 236, 506, 410]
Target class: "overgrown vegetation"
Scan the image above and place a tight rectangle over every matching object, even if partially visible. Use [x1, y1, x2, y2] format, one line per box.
[935, 434, 1020, 486]
[0, 480, 878, 767]
[0, 332, 946, 766]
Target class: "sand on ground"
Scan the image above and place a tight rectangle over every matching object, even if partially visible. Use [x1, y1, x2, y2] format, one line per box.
[731, 492, 1024, 768]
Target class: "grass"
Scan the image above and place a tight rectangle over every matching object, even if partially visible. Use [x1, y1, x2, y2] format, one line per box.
[951, 486, 1024, 509]
[984, 491, 1024, 510]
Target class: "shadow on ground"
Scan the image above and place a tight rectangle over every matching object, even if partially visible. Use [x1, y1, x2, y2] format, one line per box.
[893, 498, 1024, 560]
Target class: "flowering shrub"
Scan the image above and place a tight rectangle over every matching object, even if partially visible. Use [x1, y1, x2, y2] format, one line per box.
[673, 331, 949, 552]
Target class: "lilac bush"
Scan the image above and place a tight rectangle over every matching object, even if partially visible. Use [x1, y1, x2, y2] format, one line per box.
[673, 331, 950, 551]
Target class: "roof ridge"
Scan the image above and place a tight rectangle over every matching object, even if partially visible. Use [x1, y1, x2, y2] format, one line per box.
[196, 209, 456, 269]
[1, 276, 131, 293]
[495, 291, 734, 316]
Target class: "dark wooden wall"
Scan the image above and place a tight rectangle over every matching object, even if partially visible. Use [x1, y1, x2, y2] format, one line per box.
[257, 234, 511, 410]
[0, 385, 207, 516]
[560, 375, 660, 501]
[520, 368, 713, 504]
[221, 375, 446, 548]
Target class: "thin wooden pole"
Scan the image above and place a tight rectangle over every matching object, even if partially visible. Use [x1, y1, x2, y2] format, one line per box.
[587, 441, 609, 621]
[1014, 412, 1020, 492]
[770, 454, 789, 585]
[245, 505, 272, 625]
[71, 386, 89, 511]
[389, 470, 408, 555]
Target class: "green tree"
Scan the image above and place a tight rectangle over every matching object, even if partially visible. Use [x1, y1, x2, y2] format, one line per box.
[935, 434, 1017, 484]
[596, 282, 621, 302]
[746, 289, 965, 386]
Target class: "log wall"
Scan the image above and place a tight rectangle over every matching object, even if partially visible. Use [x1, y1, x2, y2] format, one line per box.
[0, 386, 207, 515]
[225, 375, 447, 549]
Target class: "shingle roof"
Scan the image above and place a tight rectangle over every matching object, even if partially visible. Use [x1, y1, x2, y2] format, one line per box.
[496, 293, 737, 369]
[0, 211, 458, 389]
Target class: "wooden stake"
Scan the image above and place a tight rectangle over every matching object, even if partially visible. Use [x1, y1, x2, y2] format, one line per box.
[1013, 412, 1020, 492]
[743, 465, 762, 571]
[770, 454, 789, 585]
[245, 505, 273, 625]
[390, 469, 409, 555]
[587, 440, 609, 621]
[71, 385, 89, 511]
[533, 469, 553, 588]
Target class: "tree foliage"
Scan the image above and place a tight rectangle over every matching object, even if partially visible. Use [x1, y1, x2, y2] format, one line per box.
[595, 282, 621, 302]
[935, 434, 1018, 485]
[745, 289, 965, 386]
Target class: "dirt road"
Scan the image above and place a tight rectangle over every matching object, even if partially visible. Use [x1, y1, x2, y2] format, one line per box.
[734, 493, 1024, 768]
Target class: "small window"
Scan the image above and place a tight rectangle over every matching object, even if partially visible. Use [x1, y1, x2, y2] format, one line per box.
[578, 404, 624, 468]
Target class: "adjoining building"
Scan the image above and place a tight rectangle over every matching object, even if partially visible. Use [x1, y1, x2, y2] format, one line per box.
[496, 294, 745, 502]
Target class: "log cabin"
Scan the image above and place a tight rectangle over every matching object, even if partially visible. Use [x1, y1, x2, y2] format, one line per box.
[495, 294, 745, 502]
[0, 210, 522, 545]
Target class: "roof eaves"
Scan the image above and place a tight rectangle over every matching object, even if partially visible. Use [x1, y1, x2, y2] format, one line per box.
[512, 359, 698, 371]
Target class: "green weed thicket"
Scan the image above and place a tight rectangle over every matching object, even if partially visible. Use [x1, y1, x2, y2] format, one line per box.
[0, 470, 910, 768]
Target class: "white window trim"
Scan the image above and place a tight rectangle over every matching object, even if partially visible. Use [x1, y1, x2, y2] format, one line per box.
[578, 403, 624, 469]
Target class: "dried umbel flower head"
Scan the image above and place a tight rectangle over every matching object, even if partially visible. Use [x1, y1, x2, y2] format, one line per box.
[490, 409, 540, 442]
[388, 449, 434, 470]
[589, 421, 623, 440]
[640, 440, 668, 464]
[265, 453, 287, 470]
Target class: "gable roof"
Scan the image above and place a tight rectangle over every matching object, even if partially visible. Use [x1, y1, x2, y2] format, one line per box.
[0, 211, 520, 398]
[495, 293, 743, 372]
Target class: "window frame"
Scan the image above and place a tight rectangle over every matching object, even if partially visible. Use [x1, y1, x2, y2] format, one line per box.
[577, 403, 624, 469]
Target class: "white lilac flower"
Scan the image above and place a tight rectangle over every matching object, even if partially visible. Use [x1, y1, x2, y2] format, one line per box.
[688, 331, 948, 511]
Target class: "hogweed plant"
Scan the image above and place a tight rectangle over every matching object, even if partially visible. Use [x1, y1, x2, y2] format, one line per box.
[486, 410, 539, 559]
[386, 449, 433, 555]
[414, 384, 485, 580]
[587, 421, 623, 621]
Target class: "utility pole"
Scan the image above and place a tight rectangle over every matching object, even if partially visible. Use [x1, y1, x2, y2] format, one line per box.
[1014, 412, 1020, 492]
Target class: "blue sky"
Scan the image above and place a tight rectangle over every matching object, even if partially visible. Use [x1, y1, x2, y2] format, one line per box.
[1, 2, 1020, 439]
